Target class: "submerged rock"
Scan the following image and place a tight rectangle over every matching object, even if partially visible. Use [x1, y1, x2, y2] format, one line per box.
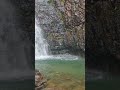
[35, 69, 85, 90]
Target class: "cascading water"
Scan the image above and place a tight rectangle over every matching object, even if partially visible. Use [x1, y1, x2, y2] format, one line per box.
[35, 18, 49, 60]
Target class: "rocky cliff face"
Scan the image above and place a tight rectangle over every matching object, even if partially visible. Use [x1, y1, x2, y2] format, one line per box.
[36, 0, 85, 55]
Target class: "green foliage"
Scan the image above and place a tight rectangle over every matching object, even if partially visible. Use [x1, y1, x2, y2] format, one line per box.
[60, 0, 65, 3]
[58, 11, 64, 21]
[47, 0, 54, 4]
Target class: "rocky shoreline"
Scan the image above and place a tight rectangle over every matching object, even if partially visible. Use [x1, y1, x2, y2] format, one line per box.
[35, 69, 85, 90]
[35, 70, 47, 90]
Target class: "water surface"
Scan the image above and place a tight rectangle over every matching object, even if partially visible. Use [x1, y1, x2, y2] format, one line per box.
[35, 57, 85, 90]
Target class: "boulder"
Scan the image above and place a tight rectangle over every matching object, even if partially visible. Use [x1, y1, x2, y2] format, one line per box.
[35, 70, 47, 90]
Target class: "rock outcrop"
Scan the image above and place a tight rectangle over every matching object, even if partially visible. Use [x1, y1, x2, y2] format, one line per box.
[35, 70, 47, 90]
[35, 0, 85, 54]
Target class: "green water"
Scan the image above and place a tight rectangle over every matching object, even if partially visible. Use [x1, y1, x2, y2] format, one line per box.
[35, 58, 85, 90]
[36, 59, 85, 78]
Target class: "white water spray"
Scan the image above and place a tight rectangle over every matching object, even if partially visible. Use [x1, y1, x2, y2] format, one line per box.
[35, 18, 49, 60]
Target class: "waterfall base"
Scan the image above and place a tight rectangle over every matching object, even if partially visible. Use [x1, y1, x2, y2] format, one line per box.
[35, 54, 80, 61]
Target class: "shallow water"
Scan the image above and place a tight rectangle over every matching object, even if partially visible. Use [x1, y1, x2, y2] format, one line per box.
[35, 58, 85, 90]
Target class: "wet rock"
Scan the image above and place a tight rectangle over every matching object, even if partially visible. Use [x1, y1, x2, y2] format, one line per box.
[35, 70, 47, 90]
[36, 0, 85, 54]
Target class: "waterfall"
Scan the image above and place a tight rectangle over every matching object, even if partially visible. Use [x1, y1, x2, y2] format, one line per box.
[35, 18, 79, 60]
[35, 0, 79, 61]
[35, 18, 49, 60]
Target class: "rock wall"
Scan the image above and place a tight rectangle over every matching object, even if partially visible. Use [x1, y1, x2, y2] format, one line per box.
[36, 0, 85, 54]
